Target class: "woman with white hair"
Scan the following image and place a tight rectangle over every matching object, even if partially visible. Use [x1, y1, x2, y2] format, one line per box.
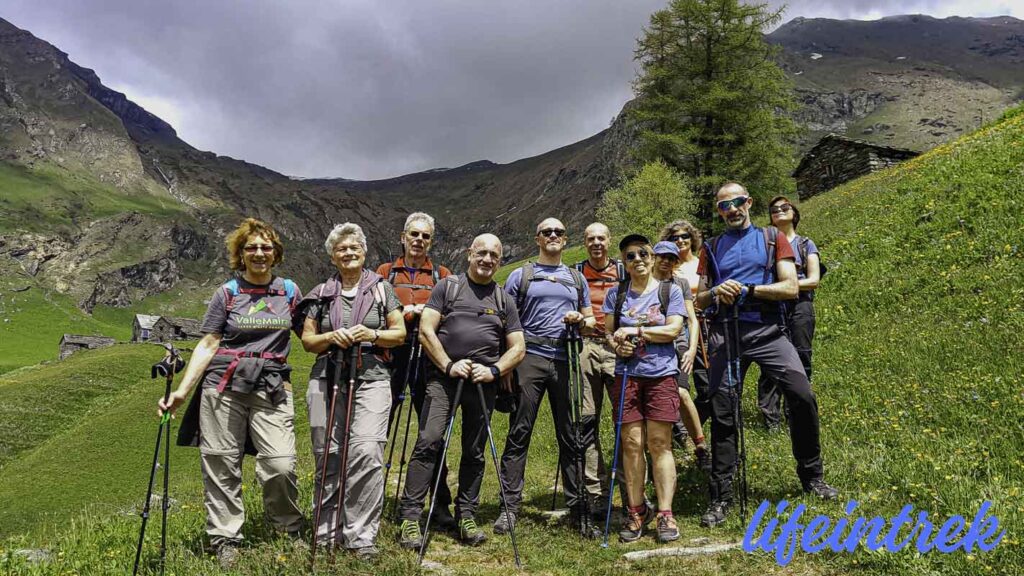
[298, 222, 406, 561]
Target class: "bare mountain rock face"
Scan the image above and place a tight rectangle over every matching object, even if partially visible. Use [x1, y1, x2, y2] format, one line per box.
[769, 14, 1024, 151]
[0, 15, 1022, 311]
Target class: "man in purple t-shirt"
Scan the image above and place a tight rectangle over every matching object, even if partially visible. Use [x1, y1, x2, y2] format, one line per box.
[494, 217, 596, 537]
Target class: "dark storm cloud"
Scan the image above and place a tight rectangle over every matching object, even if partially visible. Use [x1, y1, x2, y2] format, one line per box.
[2, 0, 1019, 179]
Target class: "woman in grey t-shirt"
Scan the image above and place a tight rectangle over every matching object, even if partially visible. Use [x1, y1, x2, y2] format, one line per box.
[299, 222, 405, 561]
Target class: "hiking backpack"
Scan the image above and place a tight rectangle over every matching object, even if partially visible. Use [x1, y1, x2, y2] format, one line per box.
[515, 262, 586, 314]
[385, 261, 441, 291]
[439, 274, 510, 328]
[612, 278, 674, 331]
[222, 277, 298, 315]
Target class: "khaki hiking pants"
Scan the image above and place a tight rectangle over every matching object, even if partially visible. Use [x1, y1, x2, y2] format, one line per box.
[307, 377, 390, 549]
[579, 338, 617, 501]
[199, 388, 304, 548]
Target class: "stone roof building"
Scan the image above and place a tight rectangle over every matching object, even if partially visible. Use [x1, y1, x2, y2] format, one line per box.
[59, 334, 116, 360]
[132, 314, 161, 343]
[793, 134, 919, 200]
[132, 314, 201, 343]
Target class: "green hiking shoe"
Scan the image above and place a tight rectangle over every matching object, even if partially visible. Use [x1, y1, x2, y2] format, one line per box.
[398, 519, 423, 550]
[458, 517, 488, 546]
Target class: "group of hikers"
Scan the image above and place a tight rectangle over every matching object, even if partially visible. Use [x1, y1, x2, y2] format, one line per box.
[156, 181, 839, 568]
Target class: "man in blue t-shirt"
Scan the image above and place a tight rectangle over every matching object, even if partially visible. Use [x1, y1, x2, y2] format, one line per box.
[694, 182, 838, 528]
[495, 217, 596, 537]
[757, 196, 824, 430]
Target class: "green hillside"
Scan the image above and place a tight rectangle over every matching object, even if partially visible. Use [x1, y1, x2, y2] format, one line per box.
[2, 106, 1023, 574]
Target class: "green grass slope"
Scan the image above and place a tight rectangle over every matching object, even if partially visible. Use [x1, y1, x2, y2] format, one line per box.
[0, 162, 184, 234]
[2, 107, 1024, 574]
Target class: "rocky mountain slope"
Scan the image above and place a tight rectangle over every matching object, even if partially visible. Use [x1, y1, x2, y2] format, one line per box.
[0, 14, 1021, 314]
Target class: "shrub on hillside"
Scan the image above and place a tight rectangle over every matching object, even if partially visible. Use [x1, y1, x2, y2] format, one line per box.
[596, 160, 698, 241]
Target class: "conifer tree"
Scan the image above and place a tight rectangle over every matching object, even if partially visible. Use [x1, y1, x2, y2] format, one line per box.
[630, 0, 799, 227]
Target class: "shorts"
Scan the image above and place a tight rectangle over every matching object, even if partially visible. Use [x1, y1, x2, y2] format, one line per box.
[607, 374, 680, 424]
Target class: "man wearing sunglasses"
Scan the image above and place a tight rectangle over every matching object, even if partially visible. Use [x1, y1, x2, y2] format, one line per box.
[495, 218, 597, 536]
[376, 212, 455, 528]
[694, 183, 838, 528]
[757, 196, 823, 432]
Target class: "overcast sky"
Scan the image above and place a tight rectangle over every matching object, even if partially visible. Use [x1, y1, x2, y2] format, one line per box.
[3, 0, 1021, 179]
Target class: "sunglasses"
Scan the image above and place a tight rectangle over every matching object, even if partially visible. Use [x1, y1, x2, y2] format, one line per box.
[243, 244, 274, 254]
[624, 249, 650, 262]
[667, 233, 692, 242]
[407, 230, 432, 240]
[770, 204, 793, 215]
[538, 228, 566, 238]
[717, 196, 750, 211]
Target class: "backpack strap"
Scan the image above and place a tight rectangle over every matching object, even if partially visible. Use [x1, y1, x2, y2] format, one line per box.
[614, 258, 626, 282]
[574, 261, 585, 273]
[567, 266, 586, 311]
[222, 279, 240, 312]
[493, 282, 509, 328]
[659, 279, 672, 318]
[612, 278, 631, 332]
[762, 226, 778, 284]
[440, 275, 465, 319]
[386, 262, 398, 285]
[431, 266, 441, 286]
[282, 279, 297, 313]
[516, 263, 534, 314]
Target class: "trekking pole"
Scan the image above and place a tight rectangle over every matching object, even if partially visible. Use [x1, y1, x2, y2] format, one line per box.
[478, 376, 522, 567]
[133, 344, 183, 576]
[330, 346, 360, 561]
[385, 326, 420, 514]
[549, 469, 560, 511]
[392, 337, 421, 520]
[419, 377, 465, 564]
[566, 325, 591, 536]
[601, 365, 629, 548]
[310, 346, 346, 568]
[731, 305, 749, 522]
[723, 304, 748, 523]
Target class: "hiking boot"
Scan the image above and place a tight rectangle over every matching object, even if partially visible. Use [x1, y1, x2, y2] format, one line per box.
[458, 517, 488, 546]
[618, 505, 653, 543]
[398, 519, 423, 550]
[353, 545, 379, 562]
[432, 507, 458, 532]
[215, 543, 240, 570]
[700, 500, 730, 528]
[803, 479, 840, 500]
[656, 513, 680, 543]
[695, 444, 712, 475]
[493, 509, 516, 535]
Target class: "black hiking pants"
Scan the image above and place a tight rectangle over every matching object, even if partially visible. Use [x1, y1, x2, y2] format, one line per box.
[499, 353, 585, 515]
[388, 342, 453, 512]
[757, 298, 815, 427]
[398, 369, 496, 521]
[708, 322, 824, 503]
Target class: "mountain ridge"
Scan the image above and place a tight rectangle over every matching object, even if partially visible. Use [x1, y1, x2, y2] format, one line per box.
[1, 14, 1022, 314]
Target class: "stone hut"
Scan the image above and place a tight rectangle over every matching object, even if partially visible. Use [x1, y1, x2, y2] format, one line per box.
[59, 334, 116, 360]
[132, 314, 161, 342]
[793, 134, 919, 200]
[132, 314, 202, 343]
[168, 317, 203, 340]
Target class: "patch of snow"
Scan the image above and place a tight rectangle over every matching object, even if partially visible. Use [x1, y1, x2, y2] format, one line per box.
[810, 53, 823, 60]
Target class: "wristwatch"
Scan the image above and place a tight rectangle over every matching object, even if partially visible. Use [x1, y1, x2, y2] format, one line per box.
[489, 365, 501, 381]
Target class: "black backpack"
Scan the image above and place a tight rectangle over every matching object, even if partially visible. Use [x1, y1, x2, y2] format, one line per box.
[705, 226, 784, 324]
[612, 278, 673, 331]
[796, 235, 828, 279]
[515, 262, 586, 314]
[439, 274, 509, 328]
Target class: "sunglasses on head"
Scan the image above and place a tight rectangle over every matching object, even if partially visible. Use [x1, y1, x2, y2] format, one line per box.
[770, 204, 793, 215]
[407, 230, 432, 240]
[538, 228, 566, 238]
[624, 249, 650, 262]
[667, 233, 692, 242]
[717, 196, 750, 211]
[243, 244, 274, 254]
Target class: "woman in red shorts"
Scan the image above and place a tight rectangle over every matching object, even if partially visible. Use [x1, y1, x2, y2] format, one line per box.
[602, 234, 685, 544]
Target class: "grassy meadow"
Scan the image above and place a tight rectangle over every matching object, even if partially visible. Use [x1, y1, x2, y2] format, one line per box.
[1, 106, 1023, 574]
